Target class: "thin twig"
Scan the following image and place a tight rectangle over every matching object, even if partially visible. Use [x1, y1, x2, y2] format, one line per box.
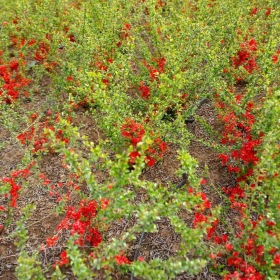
[26, 213, 54, 228]
[0, 254, 18, 260]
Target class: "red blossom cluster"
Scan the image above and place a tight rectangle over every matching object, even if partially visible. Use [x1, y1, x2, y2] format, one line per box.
[155, 0, 167, 9]
[138, 56, 166, 101]
[121, 119, 167, 167]
[250, 7, 258, 16]
[1, 178, 21, 208]
[121, 118, 145, 146]
[32, 35, 58, 72]
[223, 232, 276, 280]
[38, 172, 77, 203]
[250, 6, 272, 17]
[1, 162, 35, 208]
[121, 23, 131, 39]
[232, 38, 258, 74]
[0, 31, 61, 103]
[271, 48, 280, 64]
[17, 127, 35, 145]
[214, 86, 279, 278]
[56, 199, 102, 247]
[223, 260, 263, 280]
[189, 185, 214, 230]
[0, 53, 31, 103]
[95, 60, 108, 72]
[17, 112, 69, 153]
[217, 98, 262, 172]
[144, 137, 167, 167]
[115, 251, 131, 265]
[16, 32, 57, 72]
[92, 51, 114, 88]
[116, 22, 132, 47]
[139, 81, 151, 100]
[10, 32, 51, 64]
[46, 235, 59, 247]
[34, 41, 50, 62]
[193, 212, 208, 228]
[63, 26, 76, 43]
[143, 56, 166, 82]
[54, 251, 69, 267]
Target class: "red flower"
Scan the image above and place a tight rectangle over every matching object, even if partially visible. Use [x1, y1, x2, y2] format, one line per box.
[255, 245, 264, 256]
[200, 178, 207, 185]
[233, 50, 250, 67]
[193, 213, 207, 228]
[107, 57, 113, 64]
[95, 61, 108, 71]
[273, 253, 280, 265]
[100, 198, 110, 210]
[121, 119, 145, 146]
[244, 58, 257, 73]
[154, 137, 167, 156]
[30, 113, 38, 121]
[115, 252, 130, 265]
[145, 156, 156, 167]
[226, 243, 234, 251]
[157, 57, 166, 73]
[140, 81, 151, 100]
[9, 60, 19, 71]
[223, 271, 241, 280]
[265, 8, 271, 16]
[2, 178, 21, 208]
[272, 55, 278, 64]
[86, 227, 102, 247]
[69, 34, 75, 42]
[210, 253, 217, 259]
[28, 38, 37, 46]
[207, 220, 218, 239]
[11, 168, 31, 178]
[34, 42, 50, 62]
[129, 151, 141, 165]
[102, 78, 110, 86]
[266, 220, 276, 227]
[227, 165, 240, 173]
[250, 7, 258, 16]
[218, 154, 229, 165]
[227, 254, 243, 267]
[55, 251, 69, 267]
[124, 23, 131, 30]
[56, 199, 100, 248]
[46, 235, 59, 247]
[248, 38, 257, 51]
[188, 187, 193, 194]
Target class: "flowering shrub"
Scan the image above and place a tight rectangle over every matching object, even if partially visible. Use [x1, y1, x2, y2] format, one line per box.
[0, 54, 31, 103]
[0, 0, 279, 280]
[121, 118, 167, 167]
[57, 199, 102, 247]
[232, 38, 258, 74]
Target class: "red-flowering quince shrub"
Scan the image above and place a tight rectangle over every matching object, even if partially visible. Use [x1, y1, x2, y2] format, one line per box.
[121, 118, 167, 168]
[0, 1, 279, 279]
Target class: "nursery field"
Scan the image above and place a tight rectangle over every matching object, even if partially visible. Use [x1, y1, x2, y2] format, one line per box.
[0, 0, 279, 279]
